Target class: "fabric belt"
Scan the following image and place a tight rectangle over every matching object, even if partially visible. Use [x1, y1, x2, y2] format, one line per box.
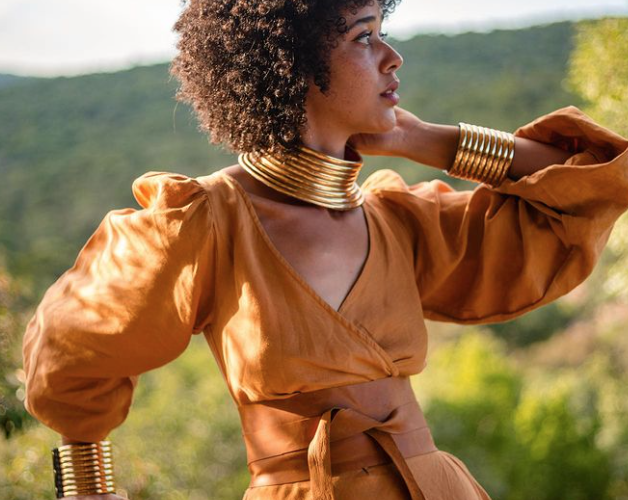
[237, 376, 438, 500]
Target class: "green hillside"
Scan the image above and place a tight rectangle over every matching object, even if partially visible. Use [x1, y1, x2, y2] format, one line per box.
[394, 22, 578, 127]
[0, 21, 580, 302]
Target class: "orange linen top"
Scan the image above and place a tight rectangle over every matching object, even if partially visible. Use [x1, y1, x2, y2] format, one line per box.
[22, 106, 628, 498]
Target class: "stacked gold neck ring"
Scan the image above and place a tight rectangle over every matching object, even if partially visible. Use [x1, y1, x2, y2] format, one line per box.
[237, 143, 365, 211]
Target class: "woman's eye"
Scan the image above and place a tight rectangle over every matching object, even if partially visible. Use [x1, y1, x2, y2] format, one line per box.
[356, 31, 389, 45]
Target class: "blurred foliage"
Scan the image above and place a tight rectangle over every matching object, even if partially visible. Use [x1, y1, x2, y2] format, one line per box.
[2, 17, 628, 500]
[568, 18, 628, 136]
[485, 300, 579, 347]
[414, 330, 627, 500]
[0, 254, 30, 438]
[567, 17, 628, 303]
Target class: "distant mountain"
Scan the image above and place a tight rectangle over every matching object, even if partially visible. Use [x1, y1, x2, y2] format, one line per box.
[0, 21, 582, 301]
[0, 73, 36, 89]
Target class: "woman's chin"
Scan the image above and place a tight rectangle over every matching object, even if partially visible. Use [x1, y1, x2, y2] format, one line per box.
[368, 113, 397, 133]
[350, 110, 397, 136]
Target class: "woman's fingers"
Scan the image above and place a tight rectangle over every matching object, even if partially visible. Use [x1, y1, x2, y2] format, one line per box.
[348, 107, 423, 157]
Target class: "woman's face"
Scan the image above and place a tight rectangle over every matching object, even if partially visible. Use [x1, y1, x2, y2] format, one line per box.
[304, 1, 404, 141]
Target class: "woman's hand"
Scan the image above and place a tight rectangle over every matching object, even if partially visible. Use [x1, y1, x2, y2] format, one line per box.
[349, 107, 460, 170]
[347, 106, 424, 158]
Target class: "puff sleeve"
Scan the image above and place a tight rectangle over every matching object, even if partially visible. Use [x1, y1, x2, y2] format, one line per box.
[365, 106, 628, 324]
[22, 172, 217, 443]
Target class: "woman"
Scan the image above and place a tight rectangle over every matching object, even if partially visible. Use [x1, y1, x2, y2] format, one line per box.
[21, 0, 628, 498]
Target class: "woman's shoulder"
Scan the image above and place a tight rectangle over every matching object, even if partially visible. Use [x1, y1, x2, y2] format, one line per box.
[132, 170, 209, 210]
[131, 167, 242, 212]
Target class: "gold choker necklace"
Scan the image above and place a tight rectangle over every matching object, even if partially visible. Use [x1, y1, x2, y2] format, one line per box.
[237, 143, 365, 211]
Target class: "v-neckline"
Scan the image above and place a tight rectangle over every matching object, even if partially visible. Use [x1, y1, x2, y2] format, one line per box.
[220, 171, 375, 319]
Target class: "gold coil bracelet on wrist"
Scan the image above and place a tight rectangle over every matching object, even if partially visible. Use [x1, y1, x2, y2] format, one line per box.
[52, 440, 116, 498]
[446, 122, 516, 187]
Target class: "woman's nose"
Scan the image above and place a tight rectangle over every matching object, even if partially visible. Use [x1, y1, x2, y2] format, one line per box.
[383, 44, 403, 73]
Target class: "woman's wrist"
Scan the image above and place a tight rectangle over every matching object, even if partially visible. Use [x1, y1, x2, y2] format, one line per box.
[62, 435, 91, 445]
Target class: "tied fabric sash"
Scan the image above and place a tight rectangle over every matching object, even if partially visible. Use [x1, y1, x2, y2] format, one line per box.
[238, 376, 438, 500]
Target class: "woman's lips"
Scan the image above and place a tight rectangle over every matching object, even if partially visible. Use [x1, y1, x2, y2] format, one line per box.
[380, 79, 400, 105]
[380, 91, 400, 105]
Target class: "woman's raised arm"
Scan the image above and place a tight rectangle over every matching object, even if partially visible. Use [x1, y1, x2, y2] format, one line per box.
[358, 106, 628, 324]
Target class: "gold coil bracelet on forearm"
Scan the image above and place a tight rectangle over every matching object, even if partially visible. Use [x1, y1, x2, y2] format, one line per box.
[445, 122, 516, 187]
[52, 440, 116, 498]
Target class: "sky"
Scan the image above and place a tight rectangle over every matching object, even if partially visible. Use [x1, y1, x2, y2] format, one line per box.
[1, 0, 626, 77]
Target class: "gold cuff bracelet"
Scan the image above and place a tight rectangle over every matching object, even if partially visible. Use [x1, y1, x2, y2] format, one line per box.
[52, 440, 116, 498]
[446, 122, 516, 187]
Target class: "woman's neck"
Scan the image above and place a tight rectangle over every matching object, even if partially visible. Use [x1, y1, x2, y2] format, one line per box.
[300, 120, 351, 160]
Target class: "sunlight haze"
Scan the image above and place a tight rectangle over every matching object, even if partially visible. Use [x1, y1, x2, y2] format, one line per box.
[0, 0, 626, 77]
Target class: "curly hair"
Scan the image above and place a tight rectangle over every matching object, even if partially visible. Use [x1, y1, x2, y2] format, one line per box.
[169, 0, 401, 157]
